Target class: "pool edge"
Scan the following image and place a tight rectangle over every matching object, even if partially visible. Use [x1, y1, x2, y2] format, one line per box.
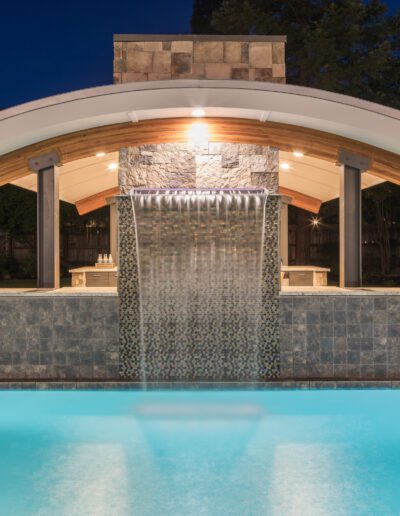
[0, 380, 399, 390]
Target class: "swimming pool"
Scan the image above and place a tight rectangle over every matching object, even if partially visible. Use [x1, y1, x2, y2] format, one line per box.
[0, 389, 399, 515]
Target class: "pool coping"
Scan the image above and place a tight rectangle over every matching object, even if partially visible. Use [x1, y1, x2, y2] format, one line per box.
[1, 380, 400, 390]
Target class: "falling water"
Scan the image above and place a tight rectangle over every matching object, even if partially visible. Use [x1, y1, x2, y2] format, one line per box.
[129, 188, 269, 382]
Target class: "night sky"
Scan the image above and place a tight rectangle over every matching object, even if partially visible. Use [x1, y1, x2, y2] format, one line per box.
[0, 0, 399, 109]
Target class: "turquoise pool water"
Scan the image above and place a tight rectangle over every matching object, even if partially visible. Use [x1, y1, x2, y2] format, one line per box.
[1, 390, 400, 515]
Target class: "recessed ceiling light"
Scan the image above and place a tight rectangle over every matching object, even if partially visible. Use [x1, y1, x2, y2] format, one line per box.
[107, 163, 118, 171]
[192, 108, 205, 118]
[280, 162, 291, 170]
[96, 152, 106, 158]
[293, 151, 304, 158]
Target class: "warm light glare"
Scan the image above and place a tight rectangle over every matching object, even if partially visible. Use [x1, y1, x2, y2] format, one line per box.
[96, 151, 106, 158]
[311, 217, 321, 227]
[188, 121, 209, 146]
[192, 108, 205, 118]
[280, 162, 291, 170]
[293, 151, 304, 158]
[107, 163, 118, 171]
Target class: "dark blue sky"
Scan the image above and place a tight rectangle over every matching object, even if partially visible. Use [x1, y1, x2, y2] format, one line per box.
[0, 0, 399, 109]
[0, 0, 193, 108]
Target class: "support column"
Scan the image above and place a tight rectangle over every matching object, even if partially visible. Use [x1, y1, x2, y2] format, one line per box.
[28, 151, 61, 289]
[280, 195, 291, 266]
[338, 150, 370, 288]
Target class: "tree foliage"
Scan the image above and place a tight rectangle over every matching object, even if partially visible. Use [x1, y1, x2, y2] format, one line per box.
[192, 0, 400, 108]
[0, 185, 36, 246]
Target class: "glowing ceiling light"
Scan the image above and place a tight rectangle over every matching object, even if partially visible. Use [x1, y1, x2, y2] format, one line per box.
[107, 163, 118, 171]
[187, 121, 209, 146]
[280, 162, 291, 170]
[96, 151, 106, 158]
[293, 151, 304, 158]
[192, 108, 205, 118]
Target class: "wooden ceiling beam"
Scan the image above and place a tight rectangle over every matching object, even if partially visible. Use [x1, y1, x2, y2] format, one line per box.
[75, 187, 119, 215]
[1, 117, 400, 186]
[279, 186, 322, 214]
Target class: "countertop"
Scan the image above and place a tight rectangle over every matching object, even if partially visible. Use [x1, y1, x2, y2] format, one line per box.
[69, 267, 118, 273]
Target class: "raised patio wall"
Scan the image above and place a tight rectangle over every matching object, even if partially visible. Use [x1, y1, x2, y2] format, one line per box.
[280, 294, 400, 379]
[0, 295, 119, 380]
[0, 293, 400, 381]
[113, 35, 286, 83]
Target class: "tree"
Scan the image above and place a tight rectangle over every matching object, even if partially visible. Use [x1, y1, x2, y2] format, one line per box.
[363, 183, 400, 277]
[0, 185, 36, 249]
[192, 0, 224, 34]
[191, 0, 400, 108]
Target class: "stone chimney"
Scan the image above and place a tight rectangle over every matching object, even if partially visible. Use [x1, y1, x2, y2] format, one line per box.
[113, 35, 286, 84]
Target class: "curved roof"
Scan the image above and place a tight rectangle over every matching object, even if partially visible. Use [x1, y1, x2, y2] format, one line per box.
[1, 79, 400, 157]
[1, 80, 400, 213]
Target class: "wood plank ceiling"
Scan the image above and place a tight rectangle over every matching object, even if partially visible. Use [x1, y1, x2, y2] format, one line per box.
[1, 118, 400, 187]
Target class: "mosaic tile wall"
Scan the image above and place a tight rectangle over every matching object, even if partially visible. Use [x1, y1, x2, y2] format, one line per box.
[280, 294, 400, 379]
[114, 35, 286, 83]
[0, 295, 119, 380]
[118, 141, 280, 381]
[119, 192, 280, 381]
[119, 143, 279, 194]
[118, 197, 142, 379]
[262, 195, 280, 378]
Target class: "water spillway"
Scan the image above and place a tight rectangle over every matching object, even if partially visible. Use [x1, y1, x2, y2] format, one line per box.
[128, 188, 272, 382]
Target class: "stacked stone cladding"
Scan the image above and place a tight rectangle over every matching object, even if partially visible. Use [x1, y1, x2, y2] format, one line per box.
[113, 35, 286, 83]
[119, 142, 279, 194]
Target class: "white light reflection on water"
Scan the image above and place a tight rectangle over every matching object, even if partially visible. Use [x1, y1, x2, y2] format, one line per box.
[36, 444, 130, 516]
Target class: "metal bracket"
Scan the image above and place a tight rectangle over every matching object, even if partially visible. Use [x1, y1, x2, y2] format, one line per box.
[337, 149, 371, 172]
[259, 111, 271, 122]
[28, 151, 61, 172]
[127, 111, 139, 123]
[280, 194, 293, 205]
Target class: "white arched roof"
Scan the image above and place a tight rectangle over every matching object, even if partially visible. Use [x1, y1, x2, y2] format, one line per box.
[1, 80, 400, 157]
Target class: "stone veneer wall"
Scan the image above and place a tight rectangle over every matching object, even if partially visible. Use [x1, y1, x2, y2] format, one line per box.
[119, 142, 279, 194]
[0, 295, 119, 380]
[280, 294, 400, 379]
[113, 35, 286, 83]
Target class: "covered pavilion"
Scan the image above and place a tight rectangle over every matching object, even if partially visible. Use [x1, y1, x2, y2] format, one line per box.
[1, 38, 400, 291]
